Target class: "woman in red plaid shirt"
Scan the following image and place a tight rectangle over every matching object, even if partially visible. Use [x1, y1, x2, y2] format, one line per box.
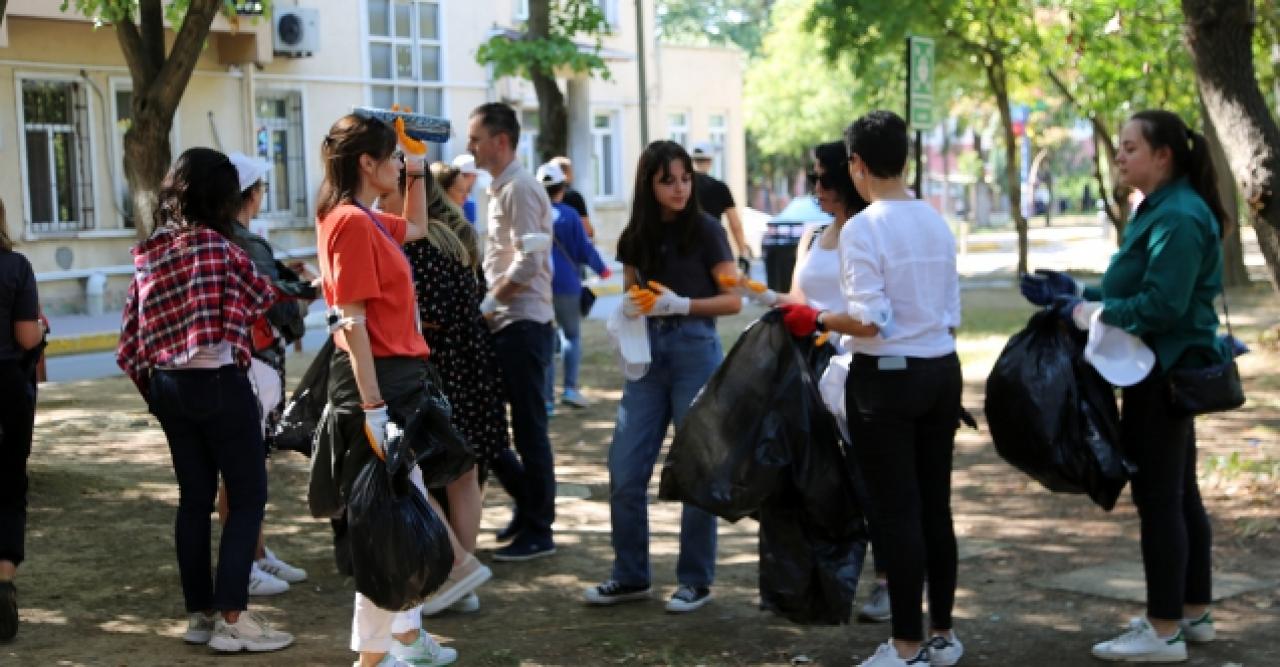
[116, 148, 294, 653]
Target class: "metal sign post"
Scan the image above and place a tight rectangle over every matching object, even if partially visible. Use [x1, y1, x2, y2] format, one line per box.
[906, 36, 935, 198]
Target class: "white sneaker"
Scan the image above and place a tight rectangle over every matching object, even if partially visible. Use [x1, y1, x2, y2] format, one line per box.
[857, 641, 931, 666]
[1179, 611, 1214, 643]
[256, 547, 307, 584]
[1091, 617, 1188, 662]
[449, 592, 480, 614]
[207, 611, 294, 652]
[927, 630, 963, 666]
[389, 628, 458, 666]
[183, 612, 216, 644]
[860, 581, 892, 622]
[420, 554, 492, 616]
[248, 562, 290, 596]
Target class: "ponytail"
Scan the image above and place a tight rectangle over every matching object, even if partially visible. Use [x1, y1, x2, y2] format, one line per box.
[1130, 109, 1228, 236]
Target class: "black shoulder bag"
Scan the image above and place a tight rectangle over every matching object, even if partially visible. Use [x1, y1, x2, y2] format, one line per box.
[1167, 289, 1245, 416]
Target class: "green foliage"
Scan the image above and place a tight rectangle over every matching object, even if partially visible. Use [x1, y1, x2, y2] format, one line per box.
[59, 0, 246, 25]
[476, 0, 612, 81]
[656, 0, 772, 56]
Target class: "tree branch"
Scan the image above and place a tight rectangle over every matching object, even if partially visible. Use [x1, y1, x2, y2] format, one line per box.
[113, 10, 156, 90]
[139, 0, 166, 74]
[150, 0, 223, 117]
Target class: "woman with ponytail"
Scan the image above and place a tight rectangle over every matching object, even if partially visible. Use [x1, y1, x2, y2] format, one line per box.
[1019, 110, 1230, 663]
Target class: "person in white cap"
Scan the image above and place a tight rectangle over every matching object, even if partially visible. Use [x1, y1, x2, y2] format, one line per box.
[450, 154, 481, 224]
[223, 153, 317, 598]
[536, 160, 610, 410]
[689, 142, 752, 274]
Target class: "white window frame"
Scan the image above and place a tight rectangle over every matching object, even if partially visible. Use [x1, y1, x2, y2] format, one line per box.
[667, 110, 689, 150]
[108, 77, 181, 231]
[516, 107, 541, 173]
[708, 112, 728, 181]
[254, 87, 311, 226]
[363, 0, 447, 121]
[15, 72, 99, 237]
[594, 0, 620, 28]
[515, 0, 528, 21]
[591, 108, 622, 202]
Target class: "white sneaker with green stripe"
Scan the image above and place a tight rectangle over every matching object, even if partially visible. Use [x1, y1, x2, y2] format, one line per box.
[1179, 611, 1214, 643]
[1091, 617, 1187, 662]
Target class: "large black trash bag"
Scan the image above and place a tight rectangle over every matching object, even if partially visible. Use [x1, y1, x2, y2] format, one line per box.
[759, 489, 867, 625]
[658, 311, 807, 521]
[396, 375, 475, 489]
[986, 310, 1129, 510]
[275, 337, 334, 457]
[347, 430, 454, 611]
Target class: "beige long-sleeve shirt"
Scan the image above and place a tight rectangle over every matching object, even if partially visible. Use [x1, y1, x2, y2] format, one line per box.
[483, 159, 554, 330]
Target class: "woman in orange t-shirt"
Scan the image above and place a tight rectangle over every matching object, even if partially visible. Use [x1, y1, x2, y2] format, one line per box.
[313, 114, 458, 667]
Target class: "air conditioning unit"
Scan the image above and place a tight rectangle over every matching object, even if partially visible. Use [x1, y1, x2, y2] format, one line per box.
[273, 8, 319, 58]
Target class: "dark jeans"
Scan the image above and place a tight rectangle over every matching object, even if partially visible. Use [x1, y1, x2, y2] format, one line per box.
[150, 366, 267, 613]
[847, 353, 962, 642]
[0, 361, 36, 567]
[490, 320, 556, 541]
[1122, 371, 1212, 620]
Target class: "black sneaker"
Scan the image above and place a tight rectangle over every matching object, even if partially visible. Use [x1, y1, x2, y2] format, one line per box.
[664, 585, 712, 613]
[0, 581, 17, 642]
[491, 536, 556, 562]
[582, 580, 652, 605]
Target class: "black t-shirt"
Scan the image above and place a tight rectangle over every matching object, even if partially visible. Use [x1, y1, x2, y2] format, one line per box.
[620, 214, 732, 301]
[694, 172, 735, 221]
[0, 250, 39, 361]
[562, 188, 590, 219]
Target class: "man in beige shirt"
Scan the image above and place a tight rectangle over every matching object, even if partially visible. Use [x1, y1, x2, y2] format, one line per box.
[467, 102, 558, 562]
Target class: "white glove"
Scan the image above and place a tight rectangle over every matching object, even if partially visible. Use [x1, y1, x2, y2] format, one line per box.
[1072, 301, 1102, 331]
[479, 293, 499, 316]
[647, 284, 691, 317]
[747, 288, 778, 306]
[622, 295, 644, 318]
[363, 405, 391, 456]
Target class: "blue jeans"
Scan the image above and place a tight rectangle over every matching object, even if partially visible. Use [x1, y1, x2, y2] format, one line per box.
[149, 365, 267, 613]
[546, 294, 583, 394]
[491, 320, 556, 541]
[608, 317, 722, 588]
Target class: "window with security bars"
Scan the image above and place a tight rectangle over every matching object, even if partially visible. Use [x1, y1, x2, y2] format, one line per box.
[366, 1, 444, 115]
[22, 80, 95, 233]
[255, 92, 308, 222]
[591, 112, 620, 200]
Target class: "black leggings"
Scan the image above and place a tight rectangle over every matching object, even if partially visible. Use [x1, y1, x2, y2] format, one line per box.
[847, 353, 962, 642]
[0, 361, 36, 567]
[1122, 371, 1212, 620]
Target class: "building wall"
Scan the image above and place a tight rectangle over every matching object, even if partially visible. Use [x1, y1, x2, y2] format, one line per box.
[1, 1, 745, 311]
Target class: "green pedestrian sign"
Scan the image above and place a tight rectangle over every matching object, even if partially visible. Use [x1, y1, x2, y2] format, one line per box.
[908, 36, 935, 131]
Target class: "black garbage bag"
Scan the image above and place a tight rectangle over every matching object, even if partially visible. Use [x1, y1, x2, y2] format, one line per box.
[400, 374, 475, 489]
[275, 337, 334, 457]
[347, 429, 454, 611]
[658, 311, 808, 521]
[758, 340, 867, 625]
[986, 310, 1129, 510]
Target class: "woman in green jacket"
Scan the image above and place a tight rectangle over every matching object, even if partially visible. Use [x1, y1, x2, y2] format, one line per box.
[1020, 109, 1229, 663]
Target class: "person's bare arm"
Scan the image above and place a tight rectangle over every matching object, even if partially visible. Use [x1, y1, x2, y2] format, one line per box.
[13, 320, 43, 350]
[724, 206, 752, 259]
[333, 302, 381, 405]
[687, 261, 743, 317]
[400, 168, 430, 243]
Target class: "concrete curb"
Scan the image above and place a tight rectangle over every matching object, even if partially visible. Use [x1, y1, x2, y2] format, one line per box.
[46, 332, 118, 357]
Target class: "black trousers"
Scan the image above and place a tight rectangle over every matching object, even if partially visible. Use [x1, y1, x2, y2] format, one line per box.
[0, 361, 36, 567]
[1121, 371, 1212, 620]
[847, 353, 962, 642]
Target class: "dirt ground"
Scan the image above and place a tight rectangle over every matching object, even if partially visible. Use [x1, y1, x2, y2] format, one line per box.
[4, 287, 1280, 666]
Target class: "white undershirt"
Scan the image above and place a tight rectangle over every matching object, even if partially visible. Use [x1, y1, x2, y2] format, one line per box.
[838, 200, 960, 358]
[158, 342, 234, 370]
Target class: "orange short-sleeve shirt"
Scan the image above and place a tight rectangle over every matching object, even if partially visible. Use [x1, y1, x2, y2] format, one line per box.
[317, 203, 429, 360]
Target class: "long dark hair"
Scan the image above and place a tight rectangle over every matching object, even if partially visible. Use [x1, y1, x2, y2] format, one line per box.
[813, 140, 868, 216]
[616, 140, 701, 279]
[154, 147, 240, 238]
[317, 114, 398, 220]
[1129, 110, 1228, 232]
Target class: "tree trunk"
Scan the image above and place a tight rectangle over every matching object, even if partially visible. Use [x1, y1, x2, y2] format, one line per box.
[113, 0, 223, 237]
[1044, 69, 1130, 236]
[0, 1, 9, 27]
[529, 0, 568, 162]
[1203, 100, 1251, 287]
[1182, 0, 1280, 295]
[986, 53, 1029, 274]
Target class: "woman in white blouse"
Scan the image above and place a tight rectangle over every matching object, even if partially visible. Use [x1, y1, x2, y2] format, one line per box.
[776, 111, 963, 667]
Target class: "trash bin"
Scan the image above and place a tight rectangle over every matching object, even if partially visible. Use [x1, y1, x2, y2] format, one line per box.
[761, 197, 833, 293]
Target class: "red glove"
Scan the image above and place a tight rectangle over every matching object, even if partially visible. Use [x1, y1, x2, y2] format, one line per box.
[778, 303, 821, 337]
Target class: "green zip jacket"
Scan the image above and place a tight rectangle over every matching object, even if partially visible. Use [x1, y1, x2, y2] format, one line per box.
[1083, 177, 1229, 371]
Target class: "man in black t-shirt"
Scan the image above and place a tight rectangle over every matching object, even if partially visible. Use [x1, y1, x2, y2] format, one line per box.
[551, 156, 593, 239]
[690, 143, 751, 273]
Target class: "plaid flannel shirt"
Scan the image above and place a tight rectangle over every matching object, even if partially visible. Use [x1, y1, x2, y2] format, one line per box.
[116, 226, 276, 395]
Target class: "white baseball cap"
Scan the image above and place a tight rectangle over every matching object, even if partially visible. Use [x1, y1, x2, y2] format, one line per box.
[535, 161, 567, 186]
[451, 153, 479, 175]
[228, 152, 271, 193]
[690, 142, 715, 159]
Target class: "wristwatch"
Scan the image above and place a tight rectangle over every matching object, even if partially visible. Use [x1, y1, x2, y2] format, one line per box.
[815, 311, 828, 332]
